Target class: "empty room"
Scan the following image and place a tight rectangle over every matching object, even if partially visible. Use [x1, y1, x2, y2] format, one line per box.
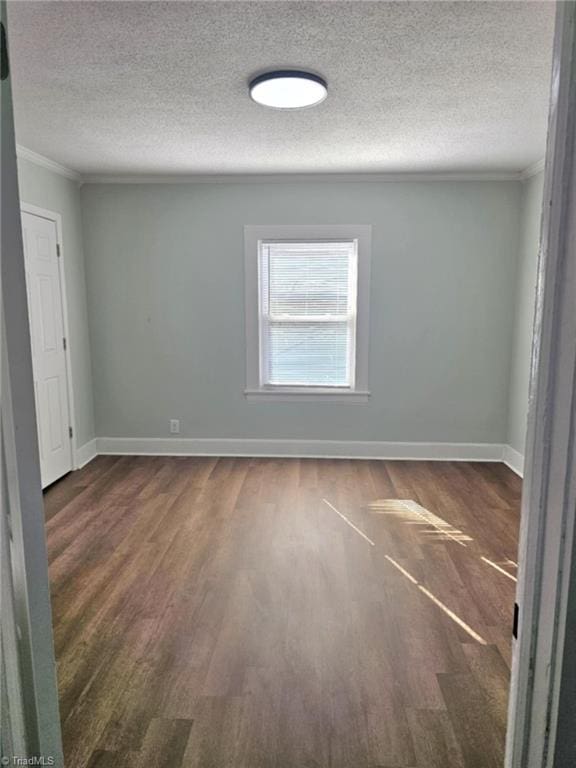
[4, 1, 574, 767]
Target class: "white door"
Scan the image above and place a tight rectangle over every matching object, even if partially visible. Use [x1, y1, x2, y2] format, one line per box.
[21, 210, 72, 487]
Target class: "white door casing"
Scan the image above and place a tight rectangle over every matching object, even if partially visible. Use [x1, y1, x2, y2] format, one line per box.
[2, 7, 64, 757]
[20, 209, 72, 487]
[506, 2, 576, 766]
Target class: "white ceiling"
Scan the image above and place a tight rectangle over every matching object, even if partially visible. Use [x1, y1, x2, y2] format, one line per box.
[8, 0, 555, 176]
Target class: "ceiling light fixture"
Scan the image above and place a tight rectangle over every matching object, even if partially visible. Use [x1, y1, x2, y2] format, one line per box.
[249, 70, 328, 110]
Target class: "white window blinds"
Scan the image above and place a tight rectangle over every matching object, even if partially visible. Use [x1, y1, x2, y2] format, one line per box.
[258, 240, 358, 387]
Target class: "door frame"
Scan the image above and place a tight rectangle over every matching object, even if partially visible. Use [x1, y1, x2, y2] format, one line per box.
[20, 201, 77, 477]
[2, 0, 64, 757]
[506, 2, 576, 766]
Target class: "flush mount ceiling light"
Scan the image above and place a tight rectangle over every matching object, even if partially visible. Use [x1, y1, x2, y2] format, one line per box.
[249, 70, 328, 109]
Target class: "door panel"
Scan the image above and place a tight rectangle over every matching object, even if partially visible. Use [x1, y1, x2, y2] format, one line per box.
[38, 274, 58, 352]
[21, 210, 72, 487]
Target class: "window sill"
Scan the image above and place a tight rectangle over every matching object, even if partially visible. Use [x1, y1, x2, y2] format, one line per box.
[244, 388, 370, 403]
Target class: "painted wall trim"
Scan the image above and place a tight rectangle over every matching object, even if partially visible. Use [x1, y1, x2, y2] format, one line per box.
[520, 158, 546, 181]
[503, 444, 525, 477]
[95, 437, 505, 461]
[81, 171, 523, 185]
[74, 439, 98, 469]
[244, 389, 370, 403]
[16, 144, 81, 183]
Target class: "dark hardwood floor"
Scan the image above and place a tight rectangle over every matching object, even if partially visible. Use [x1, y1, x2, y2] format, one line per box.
[44, 456, 521, 768]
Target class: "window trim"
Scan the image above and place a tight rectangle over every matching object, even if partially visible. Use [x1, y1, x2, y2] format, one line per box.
[244, 224, 371, 402]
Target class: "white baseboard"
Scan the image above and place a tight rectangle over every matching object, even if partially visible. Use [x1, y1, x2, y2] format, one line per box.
[502, 445, 525, 477]
[74, 438, 98, 469]
[95, 437, 504, 462]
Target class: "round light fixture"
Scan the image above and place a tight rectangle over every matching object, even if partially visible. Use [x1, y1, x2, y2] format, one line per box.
[249, 70, 328, 109]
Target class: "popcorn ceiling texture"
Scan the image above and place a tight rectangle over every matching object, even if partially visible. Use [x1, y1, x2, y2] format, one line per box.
[8, 0, 554, 175]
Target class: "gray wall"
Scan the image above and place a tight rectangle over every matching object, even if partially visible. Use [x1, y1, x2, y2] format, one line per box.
[507, 171, 544, 457]
[81, 180, 521, 444]
[17, 157, 95, 449]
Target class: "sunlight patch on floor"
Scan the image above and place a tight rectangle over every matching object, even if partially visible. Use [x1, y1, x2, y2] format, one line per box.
[323, 498, 509, 646]
[367, 499, 472, 546]
[481, 556, 518, 582]
[322, 498, 376, 546]
[384, 555, 487, 645]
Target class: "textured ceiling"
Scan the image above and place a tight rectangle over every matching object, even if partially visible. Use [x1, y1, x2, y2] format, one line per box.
[8, 0, 555, 176]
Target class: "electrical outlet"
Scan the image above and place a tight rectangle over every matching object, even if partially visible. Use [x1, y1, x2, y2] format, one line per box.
[170, 419, 180, 434]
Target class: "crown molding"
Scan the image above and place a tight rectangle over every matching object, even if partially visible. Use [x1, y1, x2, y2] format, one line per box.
[81, 170, 522, 184]
[520, 158, 546, 181]
[14, 145, 539, 186]
[16, 144, 81, 183]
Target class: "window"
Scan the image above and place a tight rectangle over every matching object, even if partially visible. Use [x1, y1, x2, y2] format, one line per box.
[261, 240, 356, 387]
[245, 225, 371, 401]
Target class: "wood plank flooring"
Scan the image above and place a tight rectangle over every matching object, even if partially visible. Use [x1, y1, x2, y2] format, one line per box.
[44, 456, 521, 768]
